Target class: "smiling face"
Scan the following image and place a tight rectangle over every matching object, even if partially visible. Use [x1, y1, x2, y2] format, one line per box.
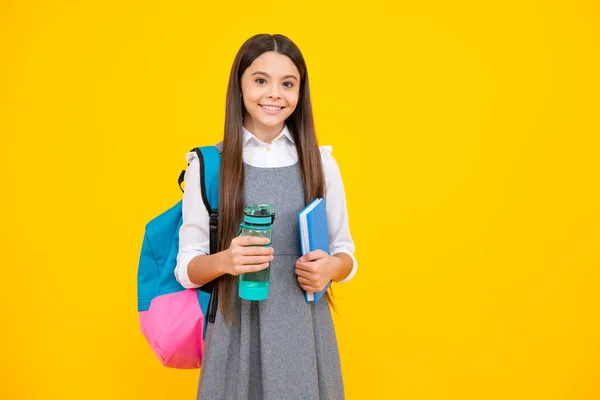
[240, 51, 301, 140]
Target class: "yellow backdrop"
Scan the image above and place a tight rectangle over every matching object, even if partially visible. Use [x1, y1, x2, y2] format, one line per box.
[1, 0, 599, 399]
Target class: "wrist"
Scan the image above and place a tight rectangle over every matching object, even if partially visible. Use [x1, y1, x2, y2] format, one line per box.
[331, 252, 352, 282]
[217, 249, 231, 276]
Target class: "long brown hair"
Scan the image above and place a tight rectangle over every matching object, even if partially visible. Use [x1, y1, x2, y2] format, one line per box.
[217, 34, 332, 323]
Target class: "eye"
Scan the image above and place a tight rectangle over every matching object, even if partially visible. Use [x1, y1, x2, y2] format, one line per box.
[255, 78, 266, 84]
[283, 81, 294, 88]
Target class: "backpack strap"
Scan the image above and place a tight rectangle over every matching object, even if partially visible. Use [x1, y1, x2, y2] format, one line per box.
[192, 146, 221, 257]
[193, 146, 221, 215]
[178, 145, 221, 206]
[177, 145, 221, 214]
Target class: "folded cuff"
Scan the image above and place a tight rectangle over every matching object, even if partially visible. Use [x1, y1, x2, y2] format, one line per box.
[175, 251, 205, 289]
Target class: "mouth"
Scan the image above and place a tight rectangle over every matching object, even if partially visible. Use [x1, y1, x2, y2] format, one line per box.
[259, 104, 285, 115]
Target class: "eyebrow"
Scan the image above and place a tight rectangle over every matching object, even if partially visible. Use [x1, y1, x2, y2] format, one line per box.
[252, 71, 299, 81]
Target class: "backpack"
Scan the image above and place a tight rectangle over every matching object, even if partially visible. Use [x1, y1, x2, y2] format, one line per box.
[137, 145, 221, 369]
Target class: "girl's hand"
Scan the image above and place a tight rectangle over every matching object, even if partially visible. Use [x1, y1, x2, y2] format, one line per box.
[223, 236, 274, 276]
[295, 250, 340, 292]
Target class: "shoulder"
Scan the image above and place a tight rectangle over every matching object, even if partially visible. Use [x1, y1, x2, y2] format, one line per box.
[185, 151, 198, 164]
[185, 142, 223, 164]
[318, 145, 343, 185]
[318, 145, 335, 169]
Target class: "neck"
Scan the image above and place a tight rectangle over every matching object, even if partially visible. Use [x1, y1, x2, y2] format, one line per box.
[243, 118, 284, 144]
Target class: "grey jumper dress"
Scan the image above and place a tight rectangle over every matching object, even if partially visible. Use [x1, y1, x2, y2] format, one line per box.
[197, 162, 344, 400]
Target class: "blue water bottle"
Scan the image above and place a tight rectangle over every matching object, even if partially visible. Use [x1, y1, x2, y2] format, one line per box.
[238, 204, 275, 301]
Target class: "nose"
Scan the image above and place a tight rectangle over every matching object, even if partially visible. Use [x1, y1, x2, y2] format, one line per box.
[268, 83, 281, 99]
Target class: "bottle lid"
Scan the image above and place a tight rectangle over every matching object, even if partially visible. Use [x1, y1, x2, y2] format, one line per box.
[243, 204, 275, 225]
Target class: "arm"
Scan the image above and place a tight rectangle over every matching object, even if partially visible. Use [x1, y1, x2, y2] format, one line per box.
[175, 152, 273, 288]
[295, 147, 358, 292]
[322, 146, 358, 283]
[175, 154, 210, 288]
[186, 238, 273, 286]
[332, 252, 353, 283]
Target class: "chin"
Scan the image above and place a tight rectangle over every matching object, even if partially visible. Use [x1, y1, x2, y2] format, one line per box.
[263, 119, 285, 127]
[255, 117, 285, 127]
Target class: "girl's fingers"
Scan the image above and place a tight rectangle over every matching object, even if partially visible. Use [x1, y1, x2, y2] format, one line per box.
[297, 276, 317, 288]
[231, 243, 274, 257]
[233, 236, 271, 247]
[236, 262, 270, 275]
[231, 247, 273, 260]
[297, 276, 312, 285]
[300, 250, 328, 262]
[236, 255, 273, 266]
[295, 260, 319, 273]
[239, 246, 274, 256]
[294, 267, 313, 279]
[299, 283, 320, 292]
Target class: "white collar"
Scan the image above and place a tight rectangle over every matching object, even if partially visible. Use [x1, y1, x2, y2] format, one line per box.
[242, 124, 295, 145]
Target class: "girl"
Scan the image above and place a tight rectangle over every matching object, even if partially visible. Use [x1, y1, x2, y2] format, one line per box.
[175, 34, 358, 400]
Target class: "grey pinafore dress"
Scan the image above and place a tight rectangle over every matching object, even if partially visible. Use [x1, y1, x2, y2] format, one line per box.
[197, 162, 344, 400]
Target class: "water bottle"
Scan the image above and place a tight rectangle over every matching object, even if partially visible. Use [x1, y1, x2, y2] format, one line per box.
[238, 204, 275, 301]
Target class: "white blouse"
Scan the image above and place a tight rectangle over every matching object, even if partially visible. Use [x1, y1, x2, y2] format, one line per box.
[175, 124, 358, 288]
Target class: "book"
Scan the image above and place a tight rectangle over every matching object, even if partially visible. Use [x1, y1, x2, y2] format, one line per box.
[298, 197, 332, 303]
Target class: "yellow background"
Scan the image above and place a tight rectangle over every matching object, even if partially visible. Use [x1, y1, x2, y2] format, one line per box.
[1, 0, 599, 399]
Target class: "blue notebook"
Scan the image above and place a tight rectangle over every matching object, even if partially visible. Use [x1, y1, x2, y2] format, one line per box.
[298, 197, 331, 303]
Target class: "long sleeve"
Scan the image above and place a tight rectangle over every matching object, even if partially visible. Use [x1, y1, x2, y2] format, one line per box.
[174, 152, 211, 289]
[320, 146, 358, 283]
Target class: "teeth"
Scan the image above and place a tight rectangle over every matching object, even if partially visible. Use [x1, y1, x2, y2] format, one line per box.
[262, 105, 282, 111]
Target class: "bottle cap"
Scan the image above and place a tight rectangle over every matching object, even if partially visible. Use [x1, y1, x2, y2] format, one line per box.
[243, 204, 275, 225]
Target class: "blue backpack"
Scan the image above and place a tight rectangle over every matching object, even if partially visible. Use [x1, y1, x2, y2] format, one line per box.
[137, 145, 221, 369]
